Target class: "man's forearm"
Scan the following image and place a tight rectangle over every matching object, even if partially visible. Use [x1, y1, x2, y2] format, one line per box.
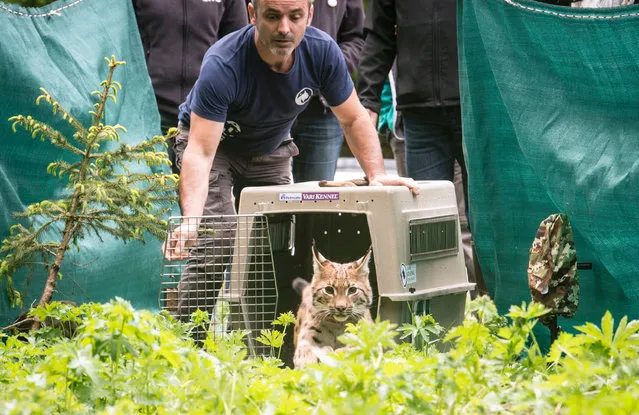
[178, 146, 213, 218]
[343, 109, 386, 180]
[178, 113, 223, 218]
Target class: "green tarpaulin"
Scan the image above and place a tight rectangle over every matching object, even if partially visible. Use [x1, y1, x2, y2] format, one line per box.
[0, 0, 168, 324]
[459, 0, 639, 333]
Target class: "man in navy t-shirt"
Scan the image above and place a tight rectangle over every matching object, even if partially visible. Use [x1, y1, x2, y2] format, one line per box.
[165, 0, 417, 261]
[177, 24, 353, 157]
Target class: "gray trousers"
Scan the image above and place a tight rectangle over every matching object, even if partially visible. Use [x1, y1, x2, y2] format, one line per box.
[173, 125, 298, 323]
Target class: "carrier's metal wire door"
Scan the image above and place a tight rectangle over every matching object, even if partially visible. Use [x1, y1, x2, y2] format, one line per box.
[160, 214, 278, 356]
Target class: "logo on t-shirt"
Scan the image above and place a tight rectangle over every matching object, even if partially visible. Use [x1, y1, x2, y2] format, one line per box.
[221, 120, 241, 141]
[295, 88, 313, 106]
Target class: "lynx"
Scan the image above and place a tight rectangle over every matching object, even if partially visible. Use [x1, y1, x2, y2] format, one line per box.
[292, 243, 373, 368]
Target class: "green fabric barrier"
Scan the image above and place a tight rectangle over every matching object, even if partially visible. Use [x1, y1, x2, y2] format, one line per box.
[0, 0, 170, 324]
[459, 0, 639, 338]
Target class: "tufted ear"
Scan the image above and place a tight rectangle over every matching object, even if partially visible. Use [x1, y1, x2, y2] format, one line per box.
[311, 239, 327, 274]
[353, 245, 372, 275]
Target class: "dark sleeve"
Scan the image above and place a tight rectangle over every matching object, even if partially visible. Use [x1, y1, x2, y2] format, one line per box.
[356, 0, 396, 114]
[190, 58, 235, 123]
[219, 0, 249, 37]
[320, 40, 355, 107]
[336, 0, 365, 74]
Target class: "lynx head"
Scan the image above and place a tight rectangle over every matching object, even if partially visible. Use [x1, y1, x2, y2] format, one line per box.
[309, 242, 373, 323]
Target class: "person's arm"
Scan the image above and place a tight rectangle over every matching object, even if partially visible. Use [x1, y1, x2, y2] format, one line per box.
[179, 113, 224, 217]
[219, 0, 250, 37]
[331, 89, 418, 195]
[332, 90, 384, 180]
[357, 0, 396, 115]
[336, 0, 365, 74]
[164, 113, 224, 260]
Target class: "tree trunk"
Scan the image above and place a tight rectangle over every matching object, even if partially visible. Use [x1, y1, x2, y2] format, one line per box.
[31, 221, 77, 330]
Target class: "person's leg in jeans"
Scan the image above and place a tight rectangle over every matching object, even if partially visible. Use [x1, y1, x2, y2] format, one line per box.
[403, 107, 468, 218]
[403, 110, 456, 181]
[291, 111, 343, 182]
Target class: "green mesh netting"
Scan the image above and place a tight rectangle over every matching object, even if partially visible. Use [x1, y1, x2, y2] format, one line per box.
[0, 0, 170, 324]
[459, 0, 639, 338]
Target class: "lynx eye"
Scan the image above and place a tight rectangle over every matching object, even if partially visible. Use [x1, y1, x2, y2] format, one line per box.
[323, 286, 335, 295]
[347, 287, 358, 295]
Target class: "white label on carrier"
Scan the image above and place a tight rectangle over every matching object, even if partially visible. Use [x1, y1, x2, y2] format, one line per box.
[279, 192, 302, 201]
[400, 263, 417, 287]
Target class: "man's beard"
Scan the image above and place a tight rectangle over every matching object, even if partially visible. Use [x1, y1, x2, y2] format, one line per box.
[268, 34, 295, 56]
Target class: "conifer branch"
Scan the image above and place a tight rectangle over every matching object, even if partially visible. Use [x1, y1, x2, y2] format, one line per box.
[0, 56, 178, 326]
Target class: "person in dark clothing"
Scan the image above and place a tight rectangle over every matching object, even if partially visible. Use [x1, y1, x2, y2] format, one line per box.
[133, 0, 248, 173]
[357, 0, 466, 190]
[290, 0, 365, 182]
[358, 0, 480, 291]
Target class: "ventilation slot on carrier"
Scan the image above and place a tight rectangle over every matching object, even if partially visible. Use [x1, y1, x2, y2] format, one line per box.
[267, 214, 295, 253]
[409, 216, 458, 261]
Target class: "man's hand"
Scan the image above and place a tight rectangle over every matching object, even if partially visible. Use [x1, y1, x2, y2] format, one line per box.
[319, 176, 419, 195]
[162, 220, 200, 261]
[368, 175, 420, 196]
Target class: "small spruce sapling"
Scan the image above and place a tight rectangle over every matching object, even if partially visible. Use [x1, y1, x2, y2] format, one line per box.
[0, 56, 179, 326]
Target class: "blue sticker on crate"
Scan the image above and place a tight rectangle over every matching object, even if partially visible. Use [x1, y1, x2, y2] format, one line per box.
[400, 263, 417, 287]
[278, 192, 340, 201]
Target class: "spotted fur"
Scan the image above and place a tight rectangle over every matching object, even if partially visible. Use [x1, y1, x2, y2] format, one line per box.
[293, 243, 373, 368]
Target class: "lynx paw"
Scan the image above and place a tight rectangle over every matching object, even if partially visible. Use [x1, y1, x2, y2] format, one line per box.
[294, 345, 334, 368]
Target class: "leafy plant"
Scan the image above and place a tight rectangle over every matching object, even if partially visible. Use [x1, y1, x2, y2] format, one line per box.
[398, 303, 444, 350]
[0, 56, 178, 322]
[256, 311, 296, 360]
[1, 297, 639, 414]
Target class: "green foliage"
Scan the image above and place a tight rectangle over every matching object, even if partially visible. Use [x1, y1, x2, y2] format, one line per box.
[398, 303, 444, 350]
[0, 56, 178, 308]
[256, 311, 295, 360]
[2, 296, 638, 414]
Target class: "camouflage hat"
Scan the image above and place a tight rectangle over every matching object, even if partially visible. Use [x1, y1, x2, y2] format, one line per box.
[527, 213, 579, 326]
